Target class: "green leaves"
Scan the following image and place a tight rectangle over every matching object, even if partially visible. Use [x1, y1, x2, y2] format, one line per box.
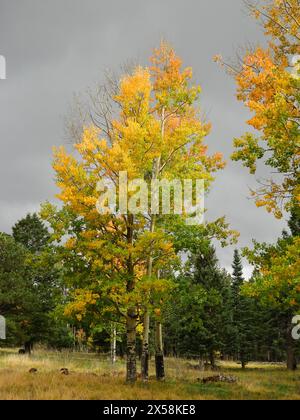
[232, 134, 265, 175]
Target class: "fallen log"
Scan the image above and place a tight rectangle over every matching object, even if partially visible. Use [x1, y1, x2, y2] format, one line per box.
[200, 374, 237, 384]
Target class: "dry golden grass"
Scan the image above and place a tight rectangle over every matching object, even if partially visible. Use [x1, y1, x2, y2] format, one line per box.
[0, 349, 300, 400]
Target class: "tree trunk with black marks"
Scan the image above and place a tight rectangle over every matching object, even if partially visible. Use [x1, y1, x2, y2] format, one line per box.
[155, 321, 165, 381]
[126, 215, 137, 383]
[111, 323, 117, 365]
[126, 309, 137, 383]
[141, 150, 162, 381]
[141, 311, 150, 381]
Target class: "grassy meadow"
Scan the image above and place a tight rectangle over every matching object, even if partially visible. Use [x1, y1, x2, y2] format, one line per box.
[0, 348, 299, 400]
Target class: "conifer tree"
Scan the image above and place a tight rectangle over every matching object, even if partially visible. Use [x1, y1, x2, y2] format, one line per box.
[231, 250, 255, 368]
[12, 213, 50, 253]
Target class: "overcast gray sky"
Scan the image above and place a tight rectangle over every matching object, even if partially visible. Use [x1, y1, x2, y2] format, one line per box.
[0, 0, 287, 277]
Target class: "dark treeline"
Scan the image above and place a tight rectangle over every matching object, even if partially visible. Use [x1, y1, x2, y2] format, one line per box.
[163, 246, 296, 367]
[0, 214, 73, 352]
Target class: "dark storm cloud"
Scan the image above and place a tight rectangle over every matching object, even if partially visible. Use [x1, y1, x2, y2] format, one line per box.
[0, 0, 287, 277]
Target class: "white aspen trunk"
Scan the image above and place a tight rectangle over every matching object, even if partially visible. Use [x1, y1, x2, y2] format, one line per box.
[141, 109, 165, 381]
[111, 323, 117, 365]
[155, 321, 165, 381]
[155, 268, 165, 381]
[126, 309, 137, 383]
[126, 215, 137, 383]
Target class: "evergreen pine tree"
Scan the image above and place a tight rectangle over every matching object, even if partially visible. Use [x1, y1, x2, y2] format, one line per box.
[232, 249, 243, 300]
[12, 213, 50, 253]
[11, 214, 64, 351]
[192, 245, 232, 367]
[231, 250, 255, 368]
